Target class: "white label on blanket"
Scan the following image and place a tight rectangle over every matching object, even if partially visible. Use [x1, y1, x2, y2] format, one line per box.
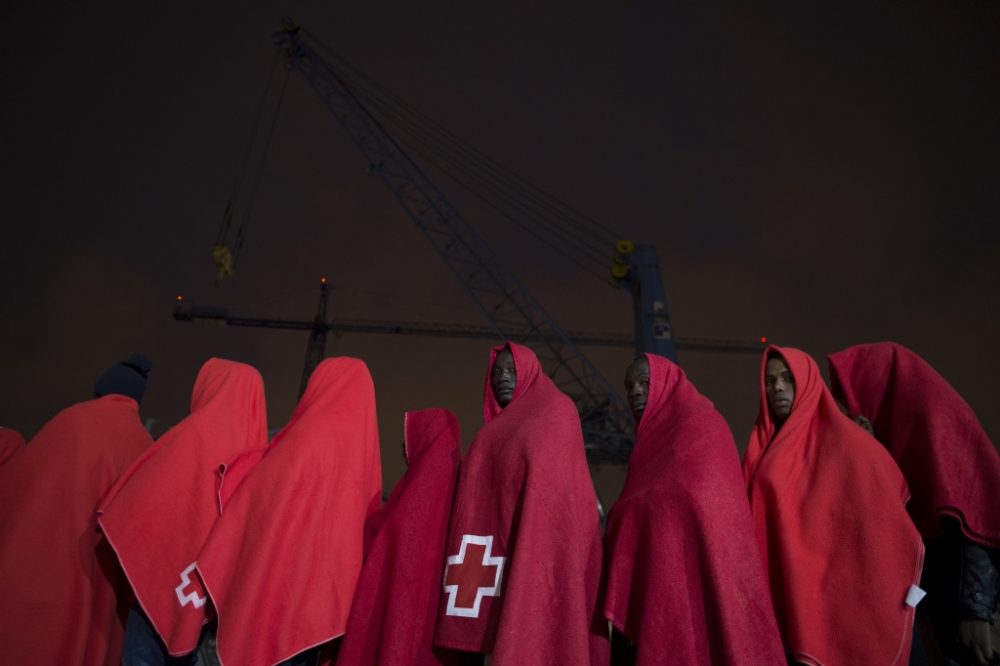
[175, 562, 207, 609]
[905, 585, 927, 607]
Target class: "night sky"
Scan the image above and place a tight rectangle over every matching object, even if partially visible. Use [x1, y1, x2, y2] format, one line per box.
[3, 2, 998, 501]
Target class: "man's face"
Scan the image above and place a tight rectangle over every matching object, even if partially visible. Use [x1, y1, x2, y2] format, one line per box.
[624, 357, 650, 422]
[491, 349, 517, 408]
[764, 357, 795, 423]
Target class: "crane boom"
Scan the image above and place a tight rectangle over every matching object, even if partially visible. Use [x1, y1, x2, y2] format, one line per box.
[273, 23, 633, 462]
[174, 302, 764, 354]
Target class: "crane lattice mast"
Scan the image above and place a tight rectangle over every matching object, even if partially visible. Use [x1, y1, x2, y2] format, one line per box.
[273, 22, 633, 462]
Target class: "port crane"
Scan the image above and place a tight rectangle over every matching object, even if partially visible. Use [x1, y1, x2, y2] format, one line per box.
[206, 22, 757, 463]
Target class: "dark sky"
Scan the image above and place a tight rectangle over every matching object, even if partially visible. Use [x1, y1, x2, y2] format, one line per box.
[2, 2, 998, 500]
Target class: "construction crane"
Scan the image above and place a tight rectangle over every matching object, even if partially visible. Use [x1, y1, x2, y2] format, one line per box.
[262, 21, 690, 464]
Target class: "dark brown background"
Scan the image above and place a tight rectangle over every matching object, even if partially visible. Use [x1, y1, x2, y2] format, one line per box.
[2, 2, 997, 502]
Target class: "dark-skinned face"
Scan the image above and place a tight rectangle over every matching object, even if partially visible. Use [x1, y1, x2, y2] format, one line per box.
[624, 357, 650, 422]
[491, 349, 516, 408]
[764, 356, 795, 424]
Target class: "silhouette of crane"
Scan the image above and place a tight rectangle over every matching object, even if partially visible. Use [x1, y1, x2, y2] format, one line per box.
[205, 22, 761, 463]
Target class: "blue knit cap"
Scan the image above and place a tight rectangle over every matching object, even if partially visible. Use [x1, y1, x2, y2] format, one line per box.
[94, 353, 152, 404]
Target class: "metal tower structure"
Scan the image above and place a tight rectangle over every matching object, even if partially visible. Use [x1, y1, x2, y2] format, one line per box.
[272, 22, 634, 463]
[611, 241, 679, 361]
[299, 277, 330, 397]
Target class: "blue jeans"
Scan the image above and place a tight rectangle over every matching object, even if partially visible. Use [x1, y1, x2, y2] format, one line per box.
[121, 603, 198, 666]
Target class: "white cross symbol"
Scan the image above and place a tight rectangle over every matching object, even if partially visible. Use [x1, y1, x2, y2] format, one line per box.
[174, 562, 207, 609]
[443, 534, 505, 618]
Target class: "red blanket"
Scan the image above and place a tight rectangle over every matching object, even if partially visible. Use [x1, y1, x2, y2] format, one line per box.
[0, 426, 25, 465]
[743, 346, 924, 665]
[603, 354, 784, 665]
[0, 395, 151, 664]
[197, 357, 382, 666]
[828, 342, 1000, 547]
[434, 342, 608, 665]
[337, 408, 474, 666]
[97, 359, 268, 655]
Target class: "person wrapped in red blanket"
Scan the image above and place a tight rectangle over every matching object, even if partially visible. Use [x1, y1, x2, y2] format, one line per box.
[0, 354, 153, 664]
[434, 343, 608, 665]
[603, 354, 784, 665]
[828, 342, 1000, 665]
[196, 356, 382, 666]
[98, 358, 268, 658]
[743, 345, 924, 665]
[338, 407, 476, 666]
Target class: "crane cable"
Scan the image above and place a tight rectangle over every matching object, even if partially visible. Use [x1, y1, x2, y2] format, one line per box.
[322, 42, 619, 268]
[348, 71, 619, 257]
[354, 91, 614, 275]
[214, 50, 290, 283]
[300, 30, 625, 281]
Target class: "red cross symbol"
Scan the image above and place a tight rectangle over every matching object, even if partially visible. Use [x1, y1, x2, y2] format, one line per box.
[443, 534, 505, 617]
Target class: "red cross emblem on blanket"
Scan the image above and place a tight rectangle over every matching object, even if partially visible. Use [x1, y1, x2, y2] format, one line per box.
[174, 561, 207, 609]
[443, 534, 505, 617]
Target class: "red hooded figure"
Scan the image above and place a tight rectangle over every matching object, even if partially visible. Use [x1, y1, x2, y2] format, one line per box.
[0, 426, 25, 465]
[337, 407, 475, 666]
[827, 342, 1000, 547]
[743, 346, 924, 665]
[97, 358, 268, 656]
[828, 342, 1000, 663]
[434, 342, 608, 665]
[602, 354, 784, 665]
[196, 357, 382, 666]
[0, 395, 152, 664]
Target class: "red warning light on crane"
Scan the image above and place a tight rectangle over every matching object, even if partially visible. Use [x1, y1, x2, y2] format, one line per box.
[760, 337, 767, 344]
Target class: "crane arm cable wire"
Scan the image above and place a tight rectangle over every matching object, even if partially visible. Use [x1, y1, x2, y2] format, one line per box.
[363, 94, 614, 271]
[217, 49, 283, 248]
[233, 63, 292, 264]
[300, 30, 625, 255]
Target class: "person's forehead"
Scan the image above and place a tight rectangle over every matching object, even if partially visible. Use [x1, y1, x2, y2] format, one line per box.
[626, 358, 649, 375]
[765, 357, 792, 376]
[496, 349, 513, 360]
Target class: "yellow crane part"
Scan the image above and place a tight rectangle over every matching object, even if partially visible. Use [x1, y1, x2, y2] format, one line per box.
[212, 245, 235, 283]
